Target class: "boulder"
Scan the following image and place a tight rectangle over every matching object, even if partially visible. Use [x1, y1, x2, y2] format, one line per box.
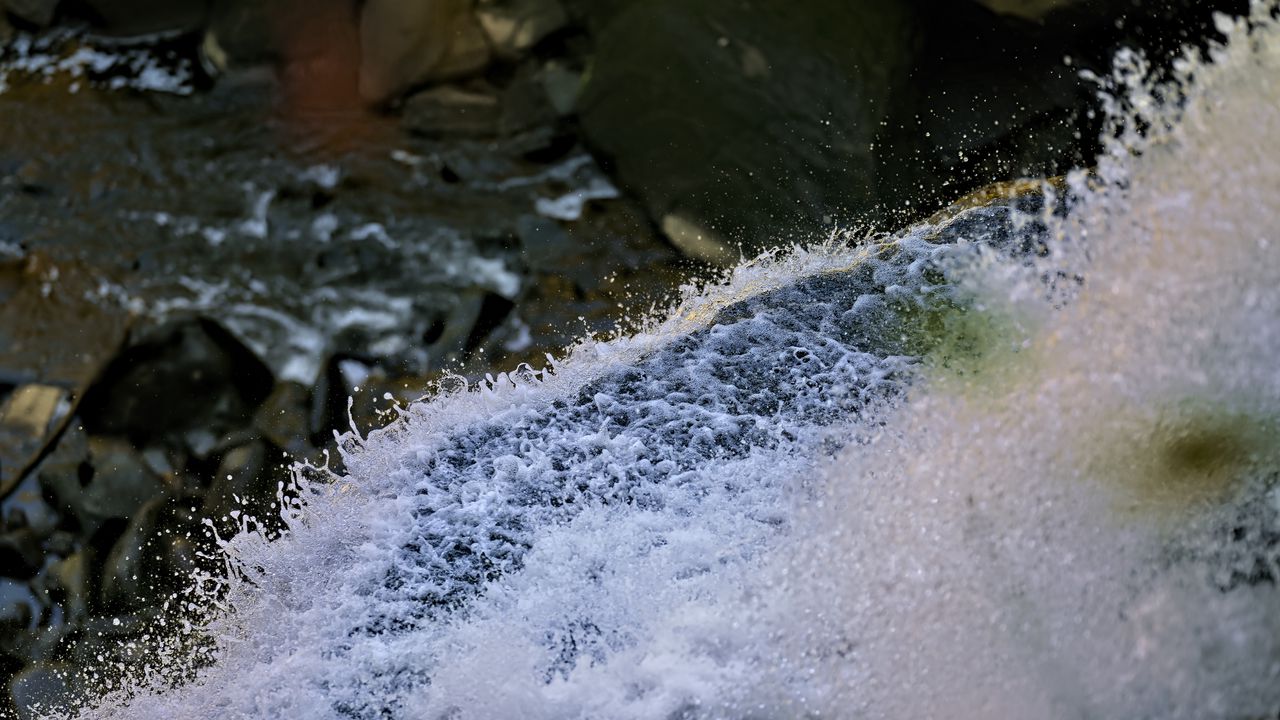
[359, 0, 491, 105]
[475, 0, 567, 59]
[2, 0, 58, 27]
[77, 317, 273, 451]
[38, 432, 166, 538]
[577, 0, 914, 263]
[78, 0, 209, 36]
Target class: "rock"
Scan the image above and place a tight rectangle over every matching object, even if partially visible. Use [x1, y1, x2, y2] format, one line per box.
[7, 662, 72, 720]
[475, 0, 567, 59]
[206, 0, 347, 66]
[39, 431, 166, 538]
[78, 317, 273, 451]
[252, 382, 315, 459]
[202, 440, 277, 530]
[33, 551, 88, 625]
[0, 12, 12, 45]
[0, 385, 69, 500]
[78, 0, 208, 36]
[99, 495, 207, 611]
[0, 529, 42, 580]
[402, 85, 502, 138]
[3, 0, 58, 27]
[0, 255, 131, 497]
[577, 0, 914, 263]
[975, 0, 1080, 21]
[359, 0, 491, 104]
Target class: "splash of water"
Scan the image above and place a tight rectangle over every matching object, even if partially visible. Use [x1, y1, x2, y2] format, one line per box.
[71, 4, 1280, 719]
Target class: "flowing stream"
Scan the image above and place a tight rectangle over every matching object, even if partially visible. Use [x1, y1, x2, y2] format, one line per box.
[63, 5, 1280, 719]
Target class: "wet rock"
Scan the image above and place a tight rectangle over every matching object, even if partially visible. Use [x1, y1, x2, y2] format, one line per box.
[498, 62, 560, 134]
[475, 0, 567, 59]
[205, 0, 288, 65]
[78, 317, 273, 451]
[402, 84, 502, 138]
[79, 0, 209, 36]
[0, 255, 131, 497]
[33, 551, 88, 625]
[202, 440, 277, 529]
[0, 384, 69, 501]
[0, 11, 12, 45]
[99, 495, 208, 611]
[976, 0, 1080, 21]
[8, 662, 72, 720]
[359, 0, 491, 104]
[0, 528, 42, 580]
[39, 432, 166, 538]
[577, 0, 913, 263]
[252, 381, 315, 459]
[3, 0, 59, 27]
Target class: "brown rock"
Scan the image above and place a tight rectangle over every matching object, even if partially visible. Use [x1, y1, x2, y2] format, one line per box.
[475, 0, 567, 59]
[359, 0, 491, 104]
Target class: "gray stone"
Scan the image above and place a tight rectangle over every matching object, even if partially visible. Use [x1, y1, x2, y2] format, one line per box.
[78, 317, 273, 450]
[99, 495, 205, 611]
[359, 0, 491, 104]
[202, 440, 275, 527]
[252, 382, 315, 459]
[3, 0, 58, 27]
[38, 431, 166, 537]
[475, 0, 567, 59]
[79, 0, 209, 35]
[577, 0, 914, 264]
[402, 85, 502, 137]
[8, 663, 72, 720]
[0, 528, 42, 580]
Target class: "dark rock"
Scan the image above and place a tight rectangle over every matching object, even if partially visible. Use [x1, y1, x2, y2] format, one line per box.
[3, 0, 59, 27]
[33, 551, 88, 625]
[0, 528, 42, 580]
[359, 0, 491, 104]
[79, 0, 209, 36]
[202, 440, 277, 528]
[99, 494, 208, 612]
[402, 85, 502, 138]
[39, 431, 166, 538]
[206, 0, 288, 65]
[8, 662, 72, 720]
[1, 474, 59, 538]
[0, 11, 12, 44]
[977, 0, 1078, 20]
[78, 317, 273, 451]
[498, 62, 560, 134]
[577, 0, 913, 263]
[475, 0, 568, 59]
[252, 382, 316, 459]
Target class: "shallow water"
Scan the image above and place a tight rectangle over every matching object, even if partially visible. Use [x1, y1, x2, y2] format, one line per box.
[0, 31, 681, 383]
[62, 4, 1280, 719]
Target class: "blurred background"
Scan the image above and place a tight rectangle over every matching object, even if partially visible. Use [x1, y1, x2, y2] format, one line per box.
[0, 0, 1247, 713]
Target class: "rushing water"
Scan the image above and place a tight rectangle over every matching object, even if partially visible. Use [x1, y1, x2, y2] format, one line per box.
[60, 4, 1280, 719]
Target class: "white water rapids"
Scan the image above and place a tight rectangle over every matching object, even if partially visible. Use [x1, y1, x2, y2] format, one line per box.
[66, 4, 1280, 719]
